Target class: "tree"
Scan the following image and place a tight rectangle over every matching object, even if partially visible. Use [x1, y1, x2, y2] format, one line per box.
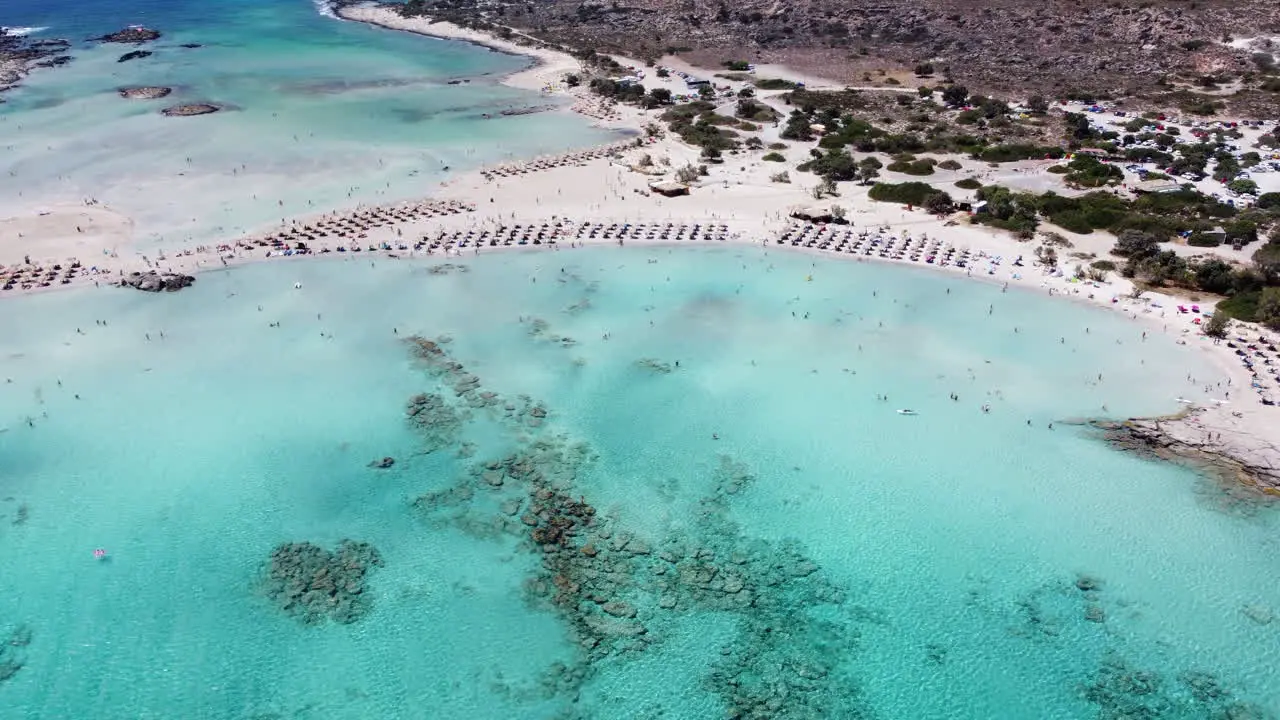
[1228, 179, 1259, 196]
[656, 68, 670, 78]
[1204, 310, 1230, 338]
[917, 86, 934, 98]
[698, 84, 715, 100]
[643, 88, 672, 108]
[1111, 230, 1160, 259]
[913, 62, 935, 76]
[1252, 241, 1280, 281]
[1064, 112, 1094, 141]
[780, 110, 814, 141]
[675, 164, 700, 183]
[811, 148, 857, 181]
[1027, 95, 1049, 114]
[1195, 259, 1236, 294]
[941, 85, 969, 107]
[1258, 286, 1280, 330]
[812, 177, 839, 199]
[923, 191, 954, 215]
[564, 73, 581, 87]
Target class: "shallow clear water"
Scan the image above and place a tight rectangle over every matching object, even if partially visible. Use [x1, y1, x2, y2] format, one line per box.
[1, 246, 1276, 719]
[0, 0, 617, 247]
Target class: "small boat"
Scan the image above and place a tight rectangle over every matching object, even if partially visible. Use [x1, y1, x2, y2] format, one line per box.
[897, 409, 918, 416]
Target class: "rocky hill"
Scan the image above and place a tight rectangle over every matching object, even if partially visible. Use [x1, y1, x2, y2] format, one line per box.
[394, 0, 1280, 110]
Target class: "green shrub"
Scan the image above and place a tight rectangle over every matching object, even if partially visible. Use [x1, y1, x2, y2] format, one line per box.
[754, 78, 799, 90]
[1187, 233, 1222, 247]
[886, 159, 936, 176]
[868, 182, 944, 205]
[1218, 290, 1261, 321]
[937, 159, 962, 170]
[1047, 165, 1068, 174]
[954, 178, 982, 190]
[762, 152, 786, 162]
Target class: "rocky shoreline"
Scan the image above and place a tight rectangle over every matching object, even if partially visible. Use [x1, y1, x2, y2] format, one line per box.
[0, 30, 72, 95]
[1094, 413, 1280, 497]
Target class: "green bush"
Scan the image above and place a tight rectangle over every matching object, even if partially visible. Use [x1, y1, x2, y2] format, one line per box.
[1187, 233, 1222, 247]
[754, 78, 800, 90]
[1047, 165, 1068, 174]
[887, 159, 936, 176]
[937, 159, 962, 170]
[1218, 290, 1261, 321]
[976, 144, 1065, 163]
[762, 152, 786, 162]
[954, 178, 982, 190]
[868, 182, 945, 205]
[1090, 260, 1117, 272]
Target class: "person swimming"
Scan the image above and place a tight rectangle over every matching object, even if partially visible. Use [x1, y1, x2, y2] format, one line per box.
[93, 548, 107, 560]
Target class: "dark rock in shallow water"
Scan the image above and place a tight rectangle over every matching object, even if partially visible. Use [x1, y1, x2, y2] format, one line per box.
[161, 103, 220, 117]
[119, 271, 194, 292]
[95, 27, 162, 43]
[368, 456, 395, 469]
[34, 55, 72, 69]
[118, 86, 171, 99]
[117, 50, 152, 63]
[180, 43, 202, 49]
[259, 540, 383, 625]
[0, 624, 31, 686]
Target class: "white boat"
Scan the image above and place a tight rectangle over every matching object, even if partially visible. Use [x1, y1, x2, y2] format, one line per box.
[897, 409, 917, 416]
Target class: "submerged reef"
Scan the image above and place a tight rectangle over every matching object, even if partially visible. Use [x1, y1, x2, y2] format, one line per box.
[0, 624, 31, 685]
[1084, 653, 1270, 719]
[403, 337, 868, 717]
[259, 540, 383, 625]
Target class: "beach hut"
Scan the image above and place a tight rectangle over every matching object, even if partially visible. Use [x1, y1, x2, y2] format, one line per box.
[649, 181, 690, 197]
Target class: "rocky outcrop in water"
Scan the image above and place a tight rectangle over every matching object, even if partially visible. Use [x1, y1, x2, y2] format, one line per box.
[1093, 417, 1280, 495]
[94, 27, 162, 44]
[118, 86, 172, 100]
[117, 50, 152, 63]
[1, 30, 72, 93]
[368, 456, 395, 469]
[119, 271, 194, 292]
[161, 103, 220, 117]
[259, 540, 383, 625]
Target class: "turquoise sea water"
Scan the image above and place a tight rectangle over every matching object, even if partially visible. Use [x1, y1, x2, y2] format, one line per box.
[0, 0, 616, 247]
[1, 246, 1277, 718]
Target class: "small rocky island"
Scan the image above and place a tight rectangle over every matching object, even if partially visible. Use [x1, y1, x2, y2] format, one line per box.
[94, 27, 162, 44]
[117, 50, 152, 63]
[161, 103, 220, 117]
[118, 86, 172, 100]
[119, 271, 195, 292]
